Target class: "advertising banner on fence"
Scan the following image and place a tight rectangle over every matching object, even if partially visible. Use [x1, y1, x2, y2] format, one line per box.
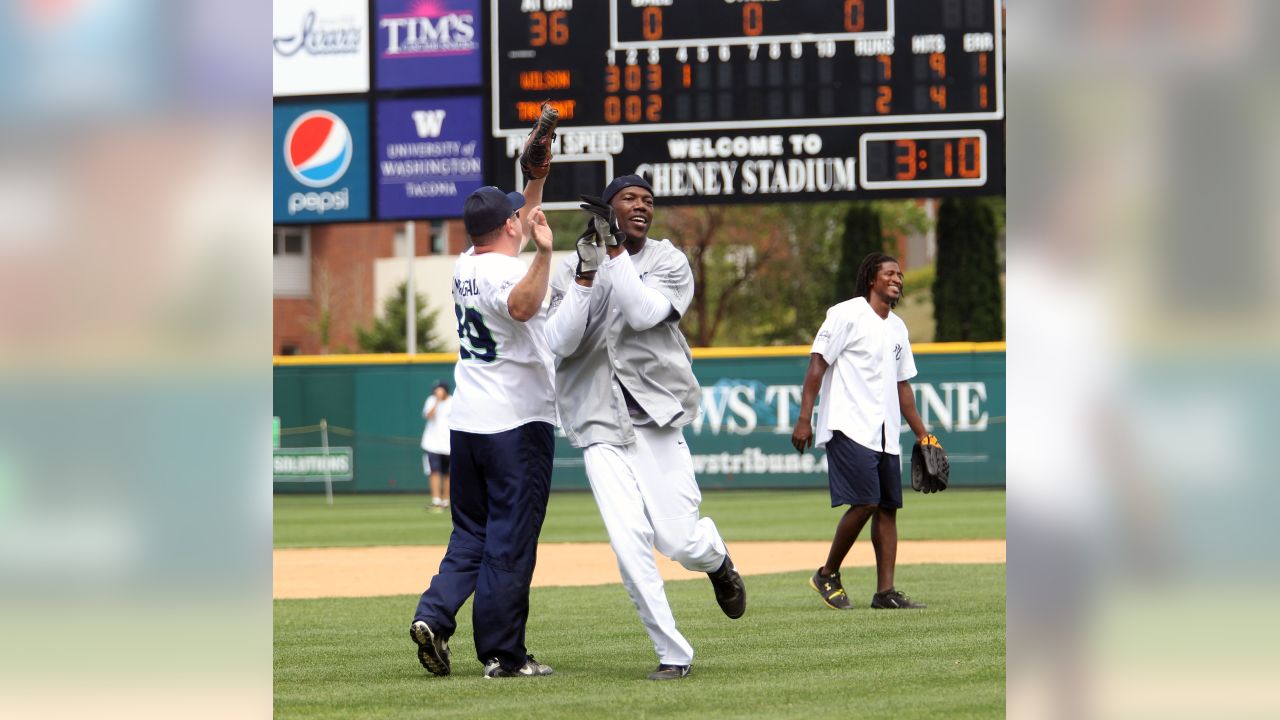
[274, 102, 372, 223]
[376, 96, 484, 219]
[676, 353, 1004, 489]
[273, 0, 370, 97]
[273, 447, 354, 481]
[374, 0, 482, 90]
[273, 349, 1005, 493]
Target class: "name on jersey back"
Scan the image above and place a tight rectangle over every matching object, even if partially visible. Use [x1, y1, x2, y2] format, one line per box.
[454, 277, 479, 297]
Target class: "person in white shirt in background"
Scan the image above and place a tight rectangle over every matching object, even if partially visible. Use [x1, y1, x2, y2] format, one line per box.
[792, 252, 934, 611]
[422, 380, 452, 512]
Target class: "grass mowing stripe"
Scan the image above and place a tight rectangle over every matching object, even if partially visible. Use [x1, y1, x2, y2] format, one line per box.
[274, 489, 1005, 548]
[274, 564, 1004, 720]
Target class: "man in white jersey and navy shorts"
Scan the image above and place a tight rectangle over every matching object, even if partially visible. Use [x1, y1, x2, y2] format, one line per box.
[544, 174, 746, 681]
[410, 176, 559, 679]
[791, 252, 934, 611]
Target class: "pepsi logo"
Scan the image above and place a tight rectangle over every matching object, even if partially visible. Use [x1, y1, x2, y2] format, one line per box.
[284, 110, 353, 188]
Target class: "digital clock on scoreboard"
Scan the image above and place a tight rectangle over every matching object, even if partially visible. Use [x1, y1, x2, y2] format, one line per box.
[490, 0, 1004, 204]
[860, 130, 987, 189]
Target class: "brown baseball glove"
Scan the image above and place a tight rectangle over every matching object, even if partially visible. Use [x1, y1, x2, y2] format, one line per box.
[519, 101, 559, 182]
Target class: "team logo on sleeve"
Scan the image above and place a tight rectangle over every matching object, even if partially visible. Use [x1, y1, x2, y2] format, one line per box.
[894, 343, 902, 360]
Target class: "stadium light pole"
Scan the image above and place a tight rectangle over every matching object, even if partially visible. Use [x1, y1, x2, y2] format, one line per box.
[405, 220, 416, 356]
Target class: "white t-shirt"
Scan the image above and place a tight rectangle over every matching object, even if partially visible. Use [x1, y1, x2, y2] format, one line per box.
[421, 395, 451, 454]
[810, 296, 917, 455]
[448, 250, 557, 434]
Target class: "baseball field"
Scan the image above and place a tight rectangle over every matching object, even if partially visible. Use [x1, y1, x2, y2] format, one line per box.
[274, 489, 1005, 719]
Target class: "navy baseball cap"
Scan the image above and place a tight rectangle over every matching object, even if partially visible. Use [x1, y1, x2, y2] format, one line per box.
[463, 186, 526, 236]
[601, 174, 653, 204]
[432, 380, 449, 392]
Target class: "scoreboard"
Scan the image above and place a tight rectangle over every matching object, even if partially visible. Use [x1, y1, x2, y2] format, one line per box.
[490, 0, 1004, 207]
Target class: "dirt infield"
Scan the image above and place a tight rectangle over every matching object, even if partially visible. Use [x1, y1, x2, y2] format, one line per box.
[274, 540, 1004, 600]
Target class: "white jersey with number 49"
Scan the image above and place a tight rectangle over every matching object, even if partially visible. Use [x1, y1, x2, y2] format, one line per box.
[448, 250, 556, 434]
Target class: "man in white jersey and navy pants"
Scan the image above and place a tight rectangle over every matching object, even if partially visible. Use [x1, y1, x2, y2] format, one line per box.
[544, 174, 746, 681]
[791, 252, 934, 611]
[410, 178, 559, 679]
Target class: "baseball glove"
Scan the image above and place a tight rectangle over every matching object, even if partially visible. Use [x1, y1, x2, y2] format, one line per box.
[519, 101, 559, 182]
[579, 195, 625, 246]
[574, 218, 606, 276]
[910, 434, 950, 493]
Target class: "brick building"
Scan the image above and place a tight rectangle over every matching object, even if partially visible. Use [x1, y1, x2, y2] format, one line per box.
[273, 219, 467, 356]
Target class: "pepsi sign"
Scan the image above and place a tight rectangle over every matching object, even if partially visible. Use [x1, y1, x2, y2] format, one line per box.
[274, 103, 371, 223]
[374, 0, 481, 90]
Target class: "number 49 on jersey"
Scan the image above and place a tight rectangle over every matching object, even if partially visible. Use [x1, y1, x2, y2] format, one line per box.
[454, 304, 496, 361]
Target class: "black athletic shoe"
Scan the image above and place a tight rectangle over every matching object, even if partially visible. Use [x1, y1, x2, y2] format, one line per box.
[483, 655, 554, 678]
[708, 555, 747, 619]
[809, 568, 853, 610]
[410, 620, 451, 676]
[870, 588, 927, 609]
[647, 664, 691, 681]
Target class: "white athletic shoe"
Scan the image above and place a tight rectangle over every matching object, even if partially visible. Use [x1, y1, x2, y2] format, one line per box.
[483, 656, 554, 678]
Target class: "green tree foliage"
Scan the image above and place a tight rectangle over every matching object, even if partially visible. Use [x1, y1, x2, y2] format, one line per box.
[834, 203, 885, 302]
[933, 198, 1004, 341]
[653, 200, 931, 347]
[356, 281, 446, 353]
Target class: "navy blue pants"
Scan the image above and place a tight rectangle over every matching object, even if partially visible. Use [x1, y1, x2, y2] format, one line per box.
[413, 422, 554, 671]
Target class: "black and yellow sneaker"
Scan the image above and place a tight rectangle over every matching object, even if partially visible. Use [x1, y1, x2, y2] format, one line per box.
[809, 568, 853, 610]
[870, 588, 927, 609]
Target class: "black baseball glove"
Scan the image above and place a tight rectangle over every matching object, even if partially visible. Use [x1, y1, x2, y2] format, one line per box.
[910, 434, 950, 494]
[579, 195, 625, 246]
[574, 218, 606, 277]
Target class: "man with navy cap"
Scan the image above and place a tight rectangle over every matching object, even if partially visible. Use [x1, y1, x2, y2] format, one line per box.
[411, 157, 559, 678]
[544, 174, 746, 681]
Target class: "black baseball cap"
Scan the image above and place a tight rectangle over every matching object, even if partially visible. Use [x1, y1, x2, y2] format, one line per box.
[463, 186, 526, 236]
[432, 380, 449, 392]
[601, 174, 653, 204]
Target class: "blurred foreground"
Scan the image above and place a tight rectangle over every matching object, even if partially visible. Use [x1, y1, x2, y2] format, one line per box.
[0, 1, 1276, 718]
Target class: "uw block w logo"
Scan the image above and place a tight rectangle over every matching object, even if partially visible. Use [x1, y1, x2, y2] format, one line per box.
[412, 110, 445, 138]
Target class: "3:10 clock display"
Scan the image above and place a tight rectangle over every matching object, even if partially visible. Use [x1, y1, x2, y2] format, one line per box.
[860, 130, 987, 189]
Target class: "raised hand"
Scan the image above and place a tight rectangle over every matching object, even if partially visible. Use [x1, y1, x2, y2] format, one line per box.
[527, 205, 553, 253]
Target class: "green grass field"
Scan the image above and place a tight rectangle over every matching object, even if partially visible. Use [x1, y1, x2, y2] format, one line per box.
[275, 489, 1005, 718]
[275, 565, 1005, 720]
[274, 488, 1005, 548]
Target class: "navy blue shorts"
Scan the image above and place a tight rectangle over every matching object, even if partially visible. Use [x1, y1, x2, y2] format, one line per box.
[826, 431, 903, 509]
[424, 451, 450, 476]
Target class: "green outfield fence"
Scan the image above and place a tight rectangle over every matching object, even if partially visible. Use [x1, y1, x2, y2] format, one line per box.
[273, 343, 1005, 493]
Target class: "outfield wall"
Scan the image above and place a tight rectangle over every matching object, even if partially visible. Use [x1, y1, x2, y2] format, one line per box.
[273, 344, 1004, 492]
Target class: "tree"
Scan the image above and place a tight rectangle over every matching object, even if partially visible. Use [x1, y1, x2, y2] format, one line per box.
[657, 204, 802, 347]
[356, 281, 447, 353]
[650, 200, 931, 347]
[932, 198, 1004, 341]
[833, 203, 885, 303]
